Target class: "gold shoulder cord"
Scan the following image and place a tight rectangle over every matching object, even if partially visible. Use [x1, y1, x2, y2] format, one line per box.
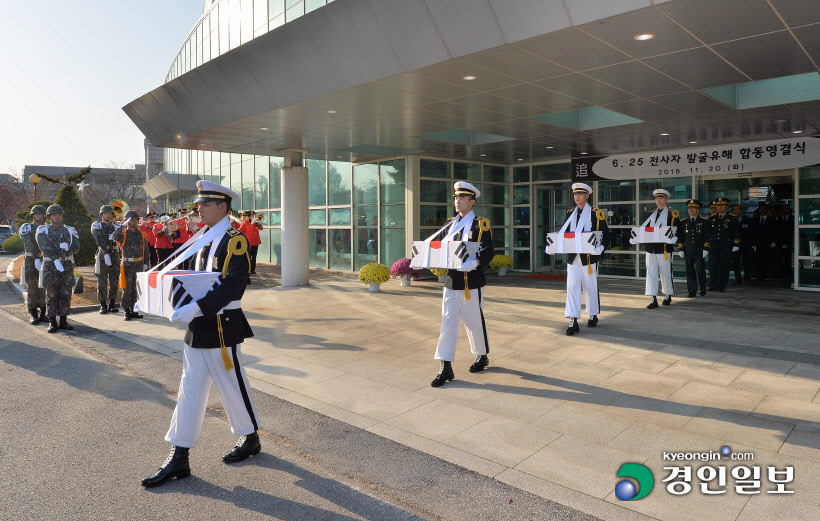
[589, 209, 607, 274]
[464, 218, 492, 301]
[216, 235, 249, 371]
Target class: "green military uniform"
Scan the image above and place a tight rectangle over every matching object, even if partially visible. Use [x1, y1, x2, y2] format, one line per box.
[19, 205, 47, 324]
[92, 205, 121, 314]
[676, 199, 710, 297]
[704, 197, 739, 292]
[113, 210, 150, 320]
[35, 205, 80, 333]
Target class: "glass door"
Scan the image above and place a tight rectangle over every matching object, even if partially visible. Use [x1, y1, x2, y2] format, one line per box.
[535, 186, 553, 272]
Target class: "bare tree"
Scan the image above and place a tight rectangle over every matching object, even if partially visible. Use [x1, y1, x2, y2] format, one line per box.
[79, 160, 147, 216]
[0, 169, 30, 225]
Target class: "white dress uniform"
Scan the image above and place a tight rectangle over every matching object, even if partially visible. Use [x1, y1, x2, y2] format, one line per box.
[643, 189, 679, 305]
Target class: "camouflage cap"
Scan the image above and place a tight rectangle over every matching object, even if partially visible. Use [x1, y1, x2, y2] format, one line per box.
[46, 204, 64, 216]
[100, 205, 114, 215]
[124, 210, 140, 220]
[30, 205, 47, 215]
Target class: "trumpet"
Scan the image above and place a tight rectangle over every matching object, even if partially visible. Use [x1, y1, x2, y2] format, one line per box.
[256, 214, 265, 222]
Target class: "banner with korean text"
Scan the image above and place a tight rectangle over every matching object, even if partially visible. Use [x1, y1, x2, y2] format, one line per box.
[571, 137, 820, 182]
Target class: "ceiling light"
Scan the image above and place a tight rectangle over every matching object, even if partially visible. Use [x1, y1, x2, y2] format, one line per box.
[546, 146, 554, 149]
[793, 130, 803, 133]
[479, 154, 487, 157]
[517, 158, 524, 161]
[326, 109, 338, 114]
[660, 133, 670, 136]
[462, 75, 477, 81]
[580, 152, 588, 155]
[774, 119, 787, 123]
[689, 141, 697, 144]
[634, 33, 655, 41]
[259, 127, 268, 131]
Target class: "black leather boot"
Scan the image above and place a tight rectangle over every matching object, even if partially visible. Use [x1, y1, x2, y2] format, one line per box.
[141, 446, 191, 487]
[108, 299, 119, 313]
[29, 309, 40, 324]
[47, 317, 58, 334]
[662, 295, 672, 306]
[131, 308, 144, 319]
[469, 354, 489, 373]
[647, 296, 659, 309]
[431, 361, 454, 387]
[99, 301, 108, 314]
[223, 432, 261, 463]
[587, 315, 598, 327]
[58, 316, 74, 331]
[39, 307, 47, 323]
[566, 317, 580, 335]
[124, 309, 132, 321]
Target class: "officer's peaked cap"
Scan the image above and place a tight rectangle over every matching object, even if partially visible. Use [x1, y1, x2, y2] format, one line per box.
[194, 180, 238, 203]
[572, 182, 592, 195]
[453, 181, 480, 198]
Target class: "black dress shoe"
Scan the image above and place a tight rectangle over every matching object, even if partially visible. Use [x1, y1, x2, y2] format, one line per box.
[431, 361, 454, 387]
[108, 299, 119, 312]
[223, 432, 261, 463]
[647, 297, 659, 309]
[687, 293, 695, 298]
[58, 316, 74, 331]
[469, 355, 489, 373]
[142, 446, 191, 487]
[565, 318, 580, 335]
[131, 309, 144, 319]
[47, 318, 58, 334]
[29, 310, 40, 324]
[587, 315, 598, 327]
[99, 302, 108, 314]
[699, 290, 707, 296]
[662, 295, 672, 306]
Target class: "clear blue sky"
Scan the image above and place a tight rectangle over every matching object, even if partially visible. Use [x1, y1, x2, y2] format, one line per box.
[0, 0, 204, 178]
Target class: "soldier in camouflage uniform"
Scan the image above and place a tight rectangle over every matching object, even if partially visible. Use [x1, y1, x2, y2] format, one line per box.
[113, 210, 150, 321]
[20, 204, 48, 324]
[35, 205, 80, 333]
[92, 204, 121, 314]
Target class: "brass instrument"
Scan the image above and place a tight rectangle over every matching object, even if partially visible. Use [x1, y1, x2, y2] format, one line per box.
[256, 214, 265, 222]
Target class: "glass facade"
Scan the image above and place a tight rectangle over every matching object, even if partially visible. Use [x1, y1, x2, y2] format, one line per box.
[166, 0, 335, 83]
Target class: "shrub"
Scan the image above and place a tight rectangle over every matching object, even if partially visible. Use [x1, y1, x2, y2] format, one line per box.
[358, 263, 390, 284]
[55, 185, 95, 266]
[489, 254, 514, 270]
[390, 258, 422, 280]
[2, 234, 24, 253]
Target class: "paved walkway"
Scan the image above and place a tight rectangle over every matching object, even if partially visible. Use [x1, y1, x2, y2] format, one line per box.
[38, 273, 820, 520]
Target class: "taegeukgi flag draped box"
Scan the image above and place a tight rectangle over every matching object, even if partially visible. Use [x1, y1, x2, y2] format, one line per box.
[545, 231, 603, 255]
[410, 240, 480, 270]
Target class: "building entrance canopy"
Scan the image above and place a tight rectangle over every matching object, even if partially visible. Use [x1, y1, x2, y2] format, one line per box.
[143, 172, 201, 199]
[124, 0, 820, 166]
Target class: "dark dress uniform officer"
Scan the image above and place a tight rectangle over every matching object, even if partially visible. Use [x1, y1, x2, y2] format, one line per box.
[751, 202, 775, 280]
[92, 205, 121, 314]
[113, 210, 149, 321]
[142, 181, 260, 488]
[731, 205, 752, 285]
[430, 181, 494, 387]
[676, 200, 710, 297]
[20, 205, 47, 324]
[704, 197, 739, 292]
[35, 205, 80, 333]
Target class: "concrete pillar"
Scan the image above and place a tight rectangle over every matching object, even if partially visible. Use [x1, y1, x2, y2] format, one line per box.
[405, 155, 421, 256]
[281, 166, 309, 286]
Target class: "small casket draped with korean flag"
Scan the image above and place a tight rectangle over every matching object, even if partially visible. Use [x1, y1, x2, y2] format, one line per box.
[629, 208, 677, 245]
[410, 240, 481, 270]
[136, 270, 220, 319]
[545, 231, 603, 255]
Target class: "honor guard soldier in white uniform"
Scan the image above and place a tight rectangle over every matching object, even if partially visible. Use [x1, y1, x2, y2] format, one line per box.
[430, 181, 494, 387]
[91, 205, 121, 314]
[20, 205, 47, 324]
[563, 183, 610, 335]
[142, 181, 260, 488]
[643, 189, 680, 309]
[35, 205, 80, 333]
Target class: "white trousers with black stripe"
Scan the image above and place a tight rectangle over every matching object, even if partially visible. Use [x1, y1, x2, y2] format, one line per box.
[434, 287, 489, 362]
[165, 343, 259, 448]
[565, 256, 600, 318]
[645, 253, 675, 296]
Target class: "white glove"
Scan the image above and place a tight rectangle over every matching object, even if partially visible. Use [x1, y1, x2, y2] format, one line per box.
[593, 245, 604, 256]
[678, 251, 684, 259]
[702, 250, 708, 259]
[54, 259, 64, 272]
[108, 234, 114, 241]
[104, 253, 112, 266]
[732, 246, 739, 253]
[34, 259, 42, 270]
[628, 237, 637, 245]
[169, 302, 203, 323]
[143, 264, 148, 271]
[752, 246, 757, 252]
[60, 242, 69, 251]
[458, 259, 478, 272]
[770, 242, 776, 248]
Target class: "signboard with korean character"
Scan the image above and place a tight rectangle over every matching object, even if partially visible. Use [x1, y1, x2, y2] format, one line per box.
[572, 137, 820, 182]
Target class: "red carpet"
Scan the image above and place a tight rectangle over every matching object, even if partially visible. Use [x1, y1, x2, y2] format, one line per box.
[517, 273, 567, 281]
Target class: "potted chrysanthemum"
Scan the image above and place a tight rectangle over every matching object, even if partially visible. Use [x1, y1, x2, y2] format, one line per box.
[430, 268, 448, 283]
[359, 262, 390, 292]
[489, 254, 514, 276]
[391, 258, 422, 286]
